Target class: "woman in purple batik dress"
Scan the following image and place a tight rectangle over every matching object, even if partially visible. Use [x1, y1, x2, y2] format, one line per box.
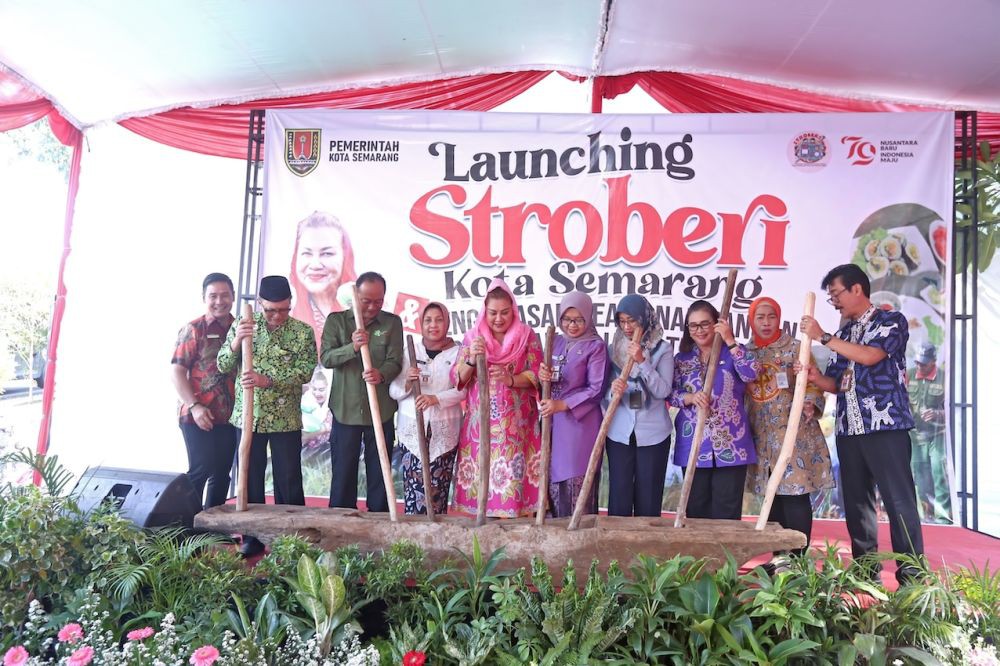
[669, 299, 760, 520]
[537, 292, 609, 517]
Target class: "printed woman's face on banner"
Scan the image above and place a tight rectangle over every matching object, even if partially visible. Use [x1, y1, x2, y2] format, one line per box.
[296, 226, 344, 296]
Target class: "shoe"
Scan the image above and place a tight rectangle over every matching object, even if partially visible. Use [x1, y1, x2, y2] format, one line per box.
[239, 536, 265, 558]
[895, 564, 923, 586]
[760, 557, 791, 577]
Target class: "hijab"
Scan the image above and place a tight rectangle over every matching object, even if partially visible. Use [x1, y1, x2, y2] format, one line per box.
[749, 296, 782, 348]
[610, 294, 664, 372]
[559, 291, 602, 349]
[421, 301, 456, 352]
[463, 278, 534, 365]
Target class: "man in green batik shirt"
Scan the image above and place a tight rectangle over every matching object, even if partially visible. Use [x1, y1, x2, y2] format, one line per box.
[218, 275, 316, 556]
[322, 271, 403, 513]
[907, 342, 951, 523]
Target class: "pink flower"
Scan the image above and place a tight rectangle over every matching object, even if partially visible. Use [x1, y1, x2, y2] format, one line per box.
[57, 622, 84, 644]
[968, 647, 1000, 666]
[67, 645, 94, 666]
[126, 626, 155, 641]
[3, 646, 30, 666]
[189, 645, 220, 666]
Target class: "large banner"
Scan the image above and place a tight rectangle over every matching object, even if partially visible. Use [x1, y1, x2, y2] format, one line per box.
[262, 110, 955, 523]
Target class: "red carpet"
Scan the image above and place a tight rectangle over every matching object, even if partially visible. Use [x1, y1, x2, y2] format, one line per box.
[286, 496, 997, 590]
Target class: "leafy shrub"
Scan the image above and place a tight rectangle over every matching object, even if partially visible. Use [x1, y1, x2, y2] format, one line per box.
[0, 486, 142, 631]
[253, 534, 324, 615]
[105, 527, 257, 644]
[952, 561, 1000, 640]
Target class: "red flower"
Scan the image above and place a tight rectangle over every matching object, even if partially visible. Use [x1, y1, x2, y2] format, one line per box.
[403, 650, 426, 666]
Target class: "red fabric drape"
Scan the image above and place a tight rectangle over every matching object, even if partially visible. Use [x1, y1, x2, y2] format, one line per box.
[0, 98, 52, 132]
[120, 71, 551, 159]
[0, 69, 79, 144]
[33, 131, 82, 472]
[596, 72, 1000, 155]
[1, 69, 83, 475]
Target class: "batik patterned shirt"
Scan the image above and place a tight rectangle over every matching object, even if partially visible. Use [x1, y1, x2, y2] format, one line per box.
[217, 313, 316, 433]
[669, 344, 760, 468]
[171, 313, 236, 425]
[824, 305, 914, 435]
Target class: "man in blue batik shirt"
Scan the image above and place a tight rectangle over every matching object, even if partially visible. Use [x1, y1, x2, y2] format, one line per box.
[800, 263, 923, 585]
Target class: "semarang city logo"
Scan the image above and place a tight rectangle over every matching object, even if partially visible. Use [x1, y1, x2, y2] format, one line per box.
[788, 131, 829, 170]
[285, 129, 321, 176]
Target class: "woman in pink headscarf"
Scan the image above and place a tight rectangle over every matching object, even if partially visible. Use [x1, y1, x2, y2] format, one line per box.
[452, 279, 543, 517]
[289, 211, 358, 351]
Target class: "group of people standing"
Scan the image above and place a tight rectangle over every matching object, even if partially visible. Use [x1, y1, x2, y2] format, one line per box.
[172, 257, 925, 583]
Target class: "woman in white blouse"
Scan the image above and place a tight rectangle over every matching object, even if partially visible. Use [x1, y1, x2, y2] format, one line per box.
[389, 302, 466, 514]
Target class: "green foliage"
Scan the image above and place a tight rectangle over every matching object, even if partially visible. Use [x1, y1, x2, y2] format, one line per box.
[0, 277, 52, 375]
[105, 527, 256, 642]
[329, 543, 374, 609]
[0, 484, 142, 631]
[954, 140, 1000, 273]
[361, 539, 431, 626]
[283, 552, 361, 657]
[0, 120, 71, 178]
[952, 560, 1000, 639]
[2, 485, 998, 666]
[614, 553, 710, 663]
[501, 557, 640, 664]
[253, 533, 324, 615]
[1, 448, 74, 497]
[0, 332, 13, 390]
[224, 591, 290, 662]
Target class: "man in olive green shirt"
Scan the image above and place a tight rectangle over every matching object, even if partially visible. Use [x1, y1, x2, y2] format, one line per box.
[321, 271, 403, 512]
[218, 275, 316, 555]
[907, 342, 951, 522]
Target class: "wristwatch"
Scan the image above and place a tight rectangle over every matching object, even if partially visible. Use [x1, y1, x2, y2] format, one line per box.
[820, 332, 833, 346]
[185, 401, 201, 412]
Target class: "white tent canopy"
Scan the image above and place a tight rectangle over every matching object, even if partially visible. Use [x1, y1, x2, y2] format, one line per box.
[1, 1, 998, 535]
[1, 0, 999, 130]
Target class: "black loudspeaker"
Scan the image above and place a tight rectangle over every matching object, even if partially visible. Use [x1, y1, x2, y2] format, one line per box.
[72, 467, 201, 529]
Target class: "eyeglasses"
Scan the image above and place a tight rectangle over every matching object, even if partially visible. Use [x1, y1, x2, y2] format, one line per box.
[826, 288, 848, 304]
[686, 322, 713, 332]
[262, 307, 291, 315]
[560, 317, 586, 326]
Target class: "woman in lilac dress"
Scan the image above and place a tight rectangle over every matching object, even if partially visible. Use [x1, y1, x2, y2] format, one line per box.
[669, 299, 760, 520]
[538, 292, 609, 517]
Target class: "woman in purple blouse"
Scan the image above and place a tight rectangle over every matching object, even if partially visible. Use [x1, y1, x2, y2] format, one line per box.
[669, 299, 760, 520]
[538, 292, 609, 517]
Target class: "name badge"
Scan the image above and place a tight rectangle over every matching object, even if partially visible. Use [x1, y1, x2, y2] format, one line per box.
[207, 334, 220, 339]
[840, 368, 855, 393]
[550, 354, 565, 384]
[775, 371, 790, 390]
[628, 390, 644, 409]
